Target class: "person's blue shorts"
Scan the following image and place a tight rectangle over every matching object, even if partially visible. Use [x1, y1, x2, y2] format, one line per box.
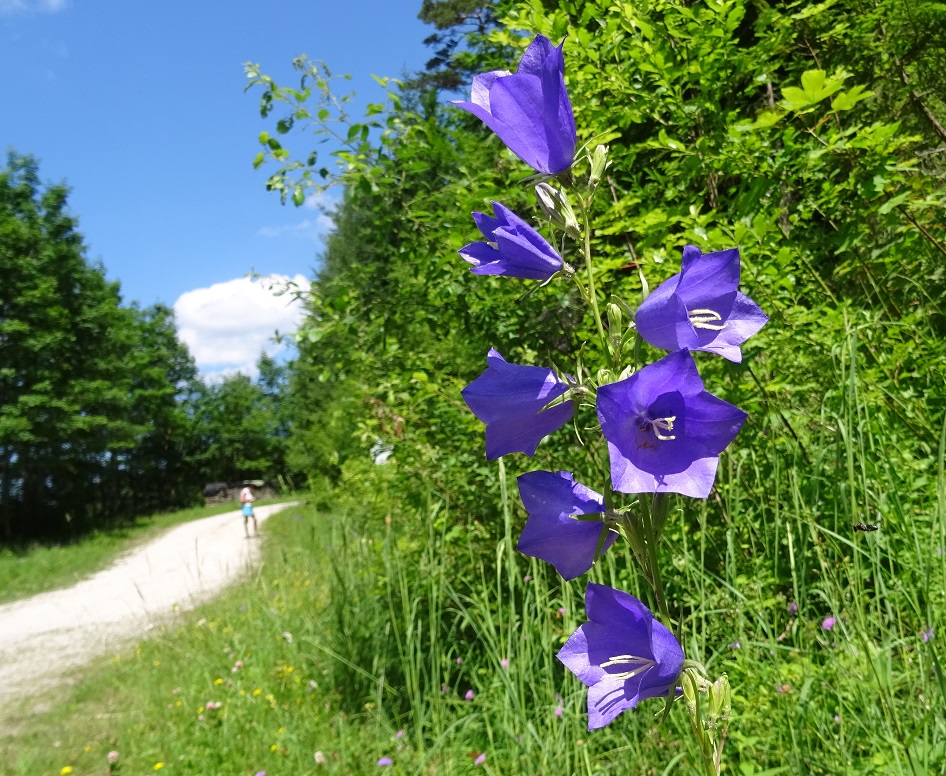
[242, 503, 254, 518]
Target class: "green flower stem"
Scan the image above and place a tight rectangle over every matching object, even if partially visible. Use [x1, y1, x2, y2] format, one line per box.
[639, 493, 673, 629]
[574, 194, 610, 366]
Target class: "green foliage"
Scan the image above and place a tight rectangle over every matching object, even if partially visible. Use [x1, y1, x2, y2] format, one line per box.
[0, 152, 207, 542]
[187, 353, 298, 484]
[245, 0, 946, 768]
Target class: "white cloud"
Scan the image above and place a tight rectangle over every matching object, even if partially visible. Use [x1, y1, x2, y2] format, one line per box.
[0, 0, 67, 15]
[174, 274, 311, 378]
[257, 190, 336, 240]
[256, 216, 332, 240]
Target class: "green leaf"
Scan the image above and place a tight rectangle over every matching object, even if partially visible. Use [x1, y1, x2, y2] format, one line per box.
[252, 152, 265, 170]
[878, 191, 909, 214]
[831, 85, 872, 112]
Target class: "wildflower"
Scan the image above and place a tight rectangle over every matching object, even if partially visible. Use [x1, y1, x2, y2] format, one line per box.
[464, 689, 475, 701]
[256, 772, 267, 776]
[456, 657, 463, 665]
[558, 583, 684, 729]
[441, 683, 449, 693]
[597, 349, 747, 498]
[523, 575, 532, 582]
[154, 764, 164, 771]
[377, 757, 393, 767]
[462, 349, 573, 459]
[474, 753, 487, 766]
[459, 202, 564, 280]
[396, 730, 404, 739]
[822, 616, 836, 631]
[834, 715, 841, 723]
[314, 751, 326, 765]
[635, 245, 767, 363]
[60, 769, 73, 775]
[922, 627, 934, 642]
[451, 34, 576, 175]
[729, 641, 741, 650]
[516, 470, 616, 579]
[777, 683, 791, 693]
[107, 752, 119, 764]
[787, 602, 798, 615]
[500, 658, 509, 670]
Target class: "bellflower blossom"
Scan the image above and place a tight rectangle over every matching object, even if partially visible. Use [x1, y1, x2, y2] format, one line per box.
[635, 245, 768, 363]
[459, 202, 563, 280]
[516, 470, 617, 580]
[558, 583, 684, 730]
[597, 349, 747, 498]
[451, 34, 577, 175]
[462, 349, 573, 459]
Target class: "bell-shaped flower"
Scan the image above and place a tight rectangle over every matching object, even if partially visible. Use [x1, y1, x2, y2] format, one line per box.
[516, 471, 617, 580]
[450, 34, 576, 175]
[635, 245, 768, 363]
[462, 349, 573, 459]
[459, 202, 563, 280]
[596, 349, 746, 498]
[558, 583, 684, 730]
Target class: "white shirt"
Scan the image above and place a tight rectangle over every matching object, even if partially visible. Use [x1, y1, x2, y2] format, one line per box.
[240, 487, 255, 503]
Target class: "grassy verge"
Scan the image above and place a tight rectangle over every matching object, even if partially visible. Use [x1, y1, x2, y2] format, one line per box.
[0, 499, 289, 605]
[3, 427, 944, 775]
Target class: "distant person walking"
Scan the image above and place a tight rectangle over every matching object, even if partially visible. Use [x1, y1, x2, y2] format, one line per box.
[240, 482, 258, 538]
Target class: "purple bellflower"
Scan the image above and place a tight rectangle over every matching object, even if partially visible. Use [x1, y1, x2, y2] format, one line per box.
[459, 202, 563, 280]
[516, 471, 617, 580]
[451, 35, 576, 175]
[558, 583, 684, 730]
[635, 245, 768, 363]
[597, 349, 747, 498]
[462, 349, 573, 459]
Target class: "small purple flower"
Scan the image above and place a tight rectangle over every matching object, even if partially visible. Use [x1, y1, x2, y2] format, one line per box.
[822, 616, 836, 631]
[635, 245, 768, 363]
[922, 627, 934, 642]
[459, 202, 563, 280]
[597, 349, 747, 498]
[451, 34, 576, 175]
[464, 689, 475, 701]
[474, 753, 486, 766]
[500, 658, 509, 670]
[558, 583, 684, 730]
[377, 757, 393, 767]
[456, 657, 463, 665]
[729, 641, 741, 650]
[516, 471, 617, 580]
[787, 602, 798, 615]
[395, 730, 404, 740]
[462, 349, 573, 459]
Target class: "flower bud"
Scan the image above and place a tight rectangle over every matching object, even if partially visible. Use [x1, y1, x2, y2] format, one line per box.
[589, 145, 609, 187]
[707, 674, 731, 725]
[535, 183, 581, 238]
[606, 302, 623, 335]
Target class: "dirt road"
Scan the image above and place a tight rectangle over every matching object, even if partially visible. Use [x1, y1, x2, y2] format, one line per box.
[0, 502, 299, 705]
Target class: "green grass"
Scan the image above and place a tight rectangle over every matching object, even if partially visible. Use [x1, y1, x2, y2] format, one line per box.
[3, 338, 945, 775]
[0, 499, 286, 605]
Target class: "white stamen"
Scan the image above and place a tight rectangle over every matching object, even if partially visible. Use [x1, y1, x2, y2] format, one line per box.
[651, 416, 676, 441]
[600, 654, 656, 681]
[689, 308, 725, 331]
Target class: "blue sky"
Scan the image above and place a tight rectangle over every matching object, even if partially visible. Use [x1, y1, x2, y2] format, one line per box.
[0, 0, 433, 375]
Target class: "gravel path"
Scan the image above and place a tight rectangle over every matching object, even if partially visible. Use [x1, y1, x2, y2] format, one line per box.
[0, 502, 299, 705]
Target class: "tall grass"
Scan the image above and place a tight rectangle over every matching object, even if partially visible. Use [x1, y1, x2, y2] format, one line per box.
[3, 334, 944, 774]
